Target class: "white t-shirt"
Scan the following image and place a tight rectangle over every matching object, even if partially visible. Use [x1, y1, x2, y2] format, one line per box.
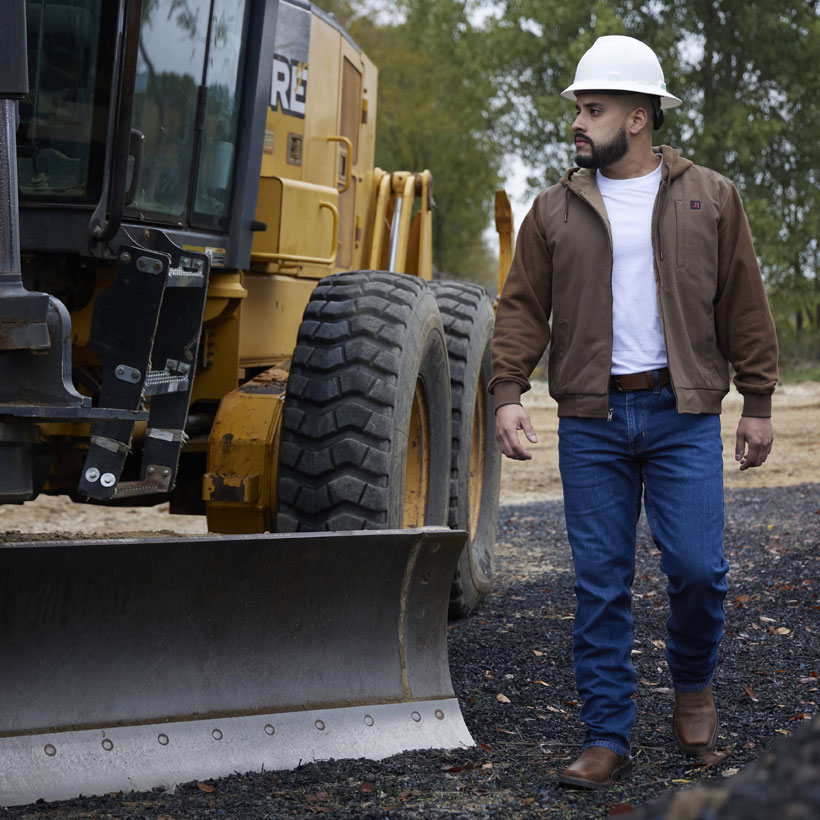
[596, 160, 667, 375]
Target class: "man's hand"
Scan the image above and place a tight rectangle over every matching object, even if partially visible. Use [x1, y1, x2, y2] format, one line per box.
[496, 404, 538, 460]
[735, 416, 774, 470]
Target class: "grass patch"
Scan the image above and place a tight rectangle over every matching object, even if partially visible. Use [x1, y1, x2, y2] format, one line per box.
[778, 361, 820, 384]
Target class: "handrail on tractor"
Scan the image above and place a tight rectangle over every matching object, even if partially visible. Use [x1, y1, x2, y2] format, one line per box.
[494, 189, 515, 301]
[368, 170, 392, 269]
[252, 199, 340, 267]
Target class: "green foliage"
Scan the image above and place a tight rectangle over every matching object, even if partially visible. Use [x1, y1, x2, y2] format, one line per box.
[778, 361, 820, 384]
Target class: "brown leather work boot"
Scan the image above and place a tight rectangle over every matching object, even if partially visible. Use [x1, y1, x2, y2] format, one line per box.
[558, 746, 632, 790]
[673, 683, 718, 754]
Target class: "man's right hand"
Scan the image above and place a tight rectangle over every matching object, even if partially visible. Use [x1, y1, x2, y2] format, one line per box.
[495, 404, 538, 460]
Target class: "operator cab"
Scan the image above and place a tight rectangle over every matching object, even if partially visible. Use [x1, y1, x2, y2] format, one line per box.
[17, 0, 264, 268]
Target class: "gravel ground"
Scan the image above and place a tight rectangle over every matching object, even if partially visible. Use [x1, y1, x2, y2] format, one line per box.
[5, 483, 820, 819]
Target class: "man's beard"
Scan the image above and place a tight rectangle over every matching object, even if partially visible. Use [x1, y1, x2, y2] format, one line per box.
[575, 127, 628, 169]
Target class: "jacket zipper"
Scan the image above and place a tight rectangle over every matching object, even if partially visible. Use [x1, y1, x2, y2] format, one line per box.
[650, 160, 677, 406]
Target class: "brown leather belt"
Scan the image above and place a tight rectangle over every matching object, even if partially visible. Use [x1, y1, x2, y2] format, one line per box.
[610, 367, 670, 392]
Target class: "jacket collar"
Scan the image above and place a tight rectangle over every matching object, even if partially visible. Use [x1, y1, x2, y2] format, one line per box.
[561, 144, 692, 192]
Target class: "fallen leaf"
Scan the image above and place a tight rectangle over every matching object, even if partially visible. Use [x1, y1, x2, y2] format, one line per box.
[743, 741, 756, 749]
[440, 761, 482, 773]
[521, 796, 535, 805]
[482, 762, 494, 770]
[533, 650, 544, 656]
[610, 804, 637, 815]
[722, 767, 741, 777]
[478, 742, 492, 751]
[196, 782, 215, 794]
[640, 679, 659, 687]
[744, 685, 759, 702]
[788, 713, 811, 721]
[359, 782, 376, 793]
[485, 669, 495, 679]
[671, 778, 693, 784]
[759, 616, 776, 623]
[774, 627, 791, 635]
[775, 728, 791, 735]
[306, 791, 329, 804]
[533, 680, 550, 686]
[496, 693, 511, 703]
[733, 594, 750, 603]
[494, 726, 516, 735]
[692, 746, 730, 769]
[545, 705, 566, 713]
[651, 640, 666, 650]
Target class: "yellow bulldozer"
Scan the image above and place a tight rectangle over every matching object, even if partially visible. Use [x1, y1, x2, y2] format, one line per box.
[0, 0, 514, 806]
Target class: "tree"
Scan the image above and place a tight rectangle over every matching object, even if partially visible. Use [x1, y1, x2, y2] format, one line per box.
[315, 0, 506, 285]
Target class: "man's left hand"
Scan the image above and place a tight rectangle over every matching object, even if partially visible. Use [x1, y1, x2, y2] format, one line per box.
[735, 417, 774, 470]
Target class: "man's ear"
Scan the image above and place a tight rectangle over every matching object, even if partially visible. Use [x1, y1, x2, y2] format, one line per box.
[628, 105, 650, 135]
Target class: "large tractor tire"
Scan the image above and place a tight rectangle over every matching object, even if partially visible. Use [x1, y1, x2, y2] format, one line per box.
[277, 271, 451, 532]
[430, 281, 501, 618]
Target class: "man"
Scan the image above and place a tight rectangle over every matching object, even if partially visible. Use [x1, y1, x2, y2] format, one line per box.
[490, 35, 778, 790]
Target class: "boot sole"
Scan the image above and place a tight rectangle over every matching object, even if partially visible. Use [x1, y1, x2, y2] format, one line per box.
[558, 758, 633, 790]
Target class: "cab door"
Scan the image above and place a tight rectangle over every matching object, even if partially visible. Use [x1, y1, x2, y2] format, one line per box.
[125, 0, 251, 232]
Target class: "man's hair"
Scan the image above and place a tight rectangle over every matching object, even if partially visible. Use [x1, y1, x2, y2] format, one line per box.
[583, 90, 664, 130]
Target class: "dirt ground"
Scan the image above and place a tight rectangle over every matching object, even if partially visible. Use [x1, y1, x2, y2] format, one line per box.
[0, 381, 816, 535]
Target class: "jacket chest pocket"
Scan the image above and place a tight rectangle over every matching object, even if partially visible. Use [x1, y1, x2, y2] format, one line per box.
[673, 197, 718, 272]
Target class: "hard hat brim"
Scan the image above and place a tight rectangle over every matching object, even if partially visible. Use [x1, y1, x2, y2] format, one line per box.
[561, 80, 682, 109]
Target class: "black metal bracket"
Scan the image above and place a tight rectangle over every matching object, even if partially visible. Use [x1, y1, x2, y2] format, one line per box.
[80, 229, 210, 501]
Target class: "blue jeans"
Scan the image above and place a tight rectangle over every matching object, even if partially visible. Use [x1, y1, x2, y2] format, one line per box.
[557, 381, 728, 757]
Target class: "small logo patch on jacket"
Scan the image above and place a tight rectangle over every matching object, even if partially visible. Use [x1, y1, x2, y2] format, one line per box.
[690, 200, 701, 209]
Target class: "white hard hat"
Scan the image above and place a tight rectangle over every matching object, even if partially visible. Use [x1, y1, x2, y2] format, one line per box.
[561, 35, 681, 109]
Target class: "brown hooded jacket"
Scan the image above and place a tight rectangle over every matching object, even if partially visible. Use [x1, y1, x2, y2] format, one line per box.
[489, 145, 778, 418]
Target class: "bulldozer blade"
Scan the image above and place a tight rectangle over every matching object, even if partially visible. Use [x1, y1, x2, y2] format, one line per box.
[0, 527, 473, 806]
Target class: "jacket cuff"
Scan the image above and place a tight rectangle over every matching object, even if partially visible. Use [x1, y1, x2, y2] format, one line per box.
[492, 382, 522, 413]
[740, 391, 772, 418]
